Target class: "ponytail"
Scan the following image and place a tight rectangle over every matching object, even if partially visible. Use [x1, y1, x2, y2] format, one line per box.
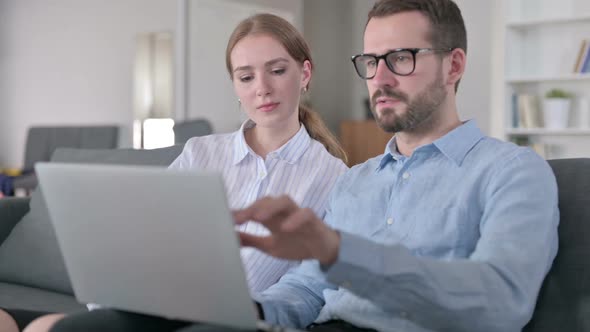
[299, 105, 348, 164]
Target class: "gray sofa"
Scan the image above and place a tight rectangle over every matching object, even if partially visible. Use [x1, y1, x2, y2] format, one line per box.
[0, 151, 588, 331]
[0, 145, 183, 313]
[11, 125, 120, 194]
[173, 119, 213, 145]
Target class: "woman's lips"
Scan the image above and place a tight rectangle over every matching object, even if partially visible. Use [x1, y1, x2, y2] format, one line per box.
[258, 102, 280, 112]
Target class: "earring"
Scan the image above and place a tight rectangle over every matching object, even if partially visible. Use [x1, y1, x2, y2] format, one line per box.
[301, 87, 307, 94]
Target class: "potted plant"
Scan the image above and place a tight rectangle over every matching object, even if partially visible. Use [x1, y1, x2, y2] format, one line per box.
[543, 88, 573, 129]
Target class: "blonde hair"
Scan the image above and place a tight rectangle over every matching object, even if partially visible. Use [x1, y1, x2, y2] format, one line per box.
[225, 13, 347, 163]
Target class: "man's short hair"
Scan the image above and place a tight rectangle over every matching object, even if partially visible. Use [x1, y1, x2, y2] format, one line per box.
[367, 0, 467, 91]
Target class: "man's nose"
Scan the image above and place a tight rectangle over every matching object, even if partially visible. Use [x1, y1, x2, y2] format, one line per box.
[371, 59, 399, 88]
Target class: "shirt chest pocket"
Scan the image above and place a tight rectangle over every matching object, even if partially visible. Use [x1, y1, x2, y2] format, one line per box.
[330, 191, 391, 239]
[404, 203, 480, 258]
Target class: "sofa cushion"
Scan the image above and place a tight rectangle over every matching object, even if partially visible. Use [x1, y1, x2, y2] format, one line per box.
[0, 282, 85, 313]
[0, 197, 30, 245]
[23, 126, 119, 171]
[0, 145, 183, 295]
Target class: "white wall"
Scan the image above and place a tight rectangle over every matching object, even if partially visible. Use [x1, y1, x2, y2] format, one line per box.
[0, 0, 496, 167]
[489, 0, 506, 139]
[0, 0, 176, 167]
[349, 0, 377, 121]
[454, 0, 494, 134]
[303, 0, 356, 134]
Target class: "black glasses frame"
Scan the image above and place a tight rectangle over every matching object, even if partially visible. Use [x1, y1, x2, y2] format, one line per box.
[351, 47, 454, 79]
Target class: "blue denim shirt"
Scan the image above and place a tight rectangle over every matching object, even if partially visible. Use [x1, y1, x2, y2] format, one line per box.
[255, 120, 559, 332]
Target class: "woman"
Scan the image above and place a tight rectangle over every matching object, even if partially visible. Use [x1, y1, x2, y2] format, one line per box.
[0, 12, 348, 332]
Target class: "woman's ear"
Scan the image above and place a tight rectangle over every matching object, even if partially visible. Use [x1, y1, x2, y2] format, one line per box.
[301, 60, 312, 90]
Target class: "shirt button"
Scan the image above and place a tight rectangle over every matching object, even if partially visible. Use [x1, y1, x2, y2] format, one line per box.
[260, 172, 266, 178]
[400, 311, 409, 318]
[402, 172, 410, 180]
[387, 218, 394, 225]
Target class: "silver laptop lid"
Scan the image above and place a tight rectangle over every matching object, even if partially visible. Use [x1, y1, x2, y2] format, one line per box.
[36, 162, 258, 330]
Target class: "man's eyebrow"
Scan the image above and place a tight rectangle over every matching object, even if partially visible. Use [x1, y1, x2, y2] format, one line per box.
[233, 57, 290, 73]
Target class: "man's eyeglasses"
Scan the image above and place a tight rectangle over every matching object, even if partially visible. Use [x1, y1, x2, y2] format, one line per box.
[351, 48, 453, 79]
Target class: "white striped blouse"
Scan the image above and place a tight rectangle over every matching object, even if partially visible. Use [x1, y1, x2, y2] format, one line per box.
[168, 120, 348, 293]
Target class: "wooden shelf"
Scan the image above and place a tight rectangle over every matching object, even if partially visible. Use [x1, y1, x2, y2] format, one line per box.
[506, 73, 590, 84]
[506, 128, 590, 136]
[501, 0, 590, 159]
[506, 14, 590, 28]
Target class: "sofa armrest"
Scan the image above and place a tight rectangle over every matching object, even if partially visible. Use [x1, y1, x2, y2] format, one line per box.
[0, 197, 31, 244]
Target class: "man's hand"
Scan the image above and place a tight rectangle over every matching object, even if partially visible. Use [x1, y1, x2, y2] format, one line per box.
[233, 195, 340, 266]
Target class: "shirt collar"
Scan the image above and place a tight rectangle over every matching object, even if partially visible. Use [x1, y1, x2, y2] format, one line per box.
[232, 120, 254, 165]
[433, 120, 483, 166]
[232, 119, 312, 165]
[377, 120, 484, 170]
[377, 137, 402, 171]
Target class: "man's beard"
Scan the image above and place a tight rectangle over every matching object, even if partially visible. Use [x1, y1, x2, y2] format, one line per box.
[370, 70, 447, 133]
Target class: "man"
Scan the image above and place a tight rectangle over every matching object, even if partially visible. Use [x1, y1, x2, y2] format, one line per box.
[51, 0, 558, 331]
[234, 0, 558, 331]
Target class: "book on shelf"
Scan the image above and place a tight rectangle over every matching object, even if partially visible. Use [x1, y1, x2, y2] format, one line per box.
[583, 50, 590, 73]
[573, 39, 590, 73]
[512, 94, 542, 128]
[511, 93, 519, 128]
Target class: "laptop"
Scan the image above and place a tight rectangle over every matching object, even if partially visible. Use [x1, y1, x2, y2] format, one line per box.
[36, 162, 302, 332]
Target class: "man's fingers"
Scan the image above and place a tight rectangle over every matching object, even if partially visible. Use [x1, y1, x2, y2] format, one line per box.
[280, 208, 317, 233]
[233, 195, 298, 227]
[233, 197, 276, 225]
[238, 231, 273, 252]
[232, 210, 250, 225]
